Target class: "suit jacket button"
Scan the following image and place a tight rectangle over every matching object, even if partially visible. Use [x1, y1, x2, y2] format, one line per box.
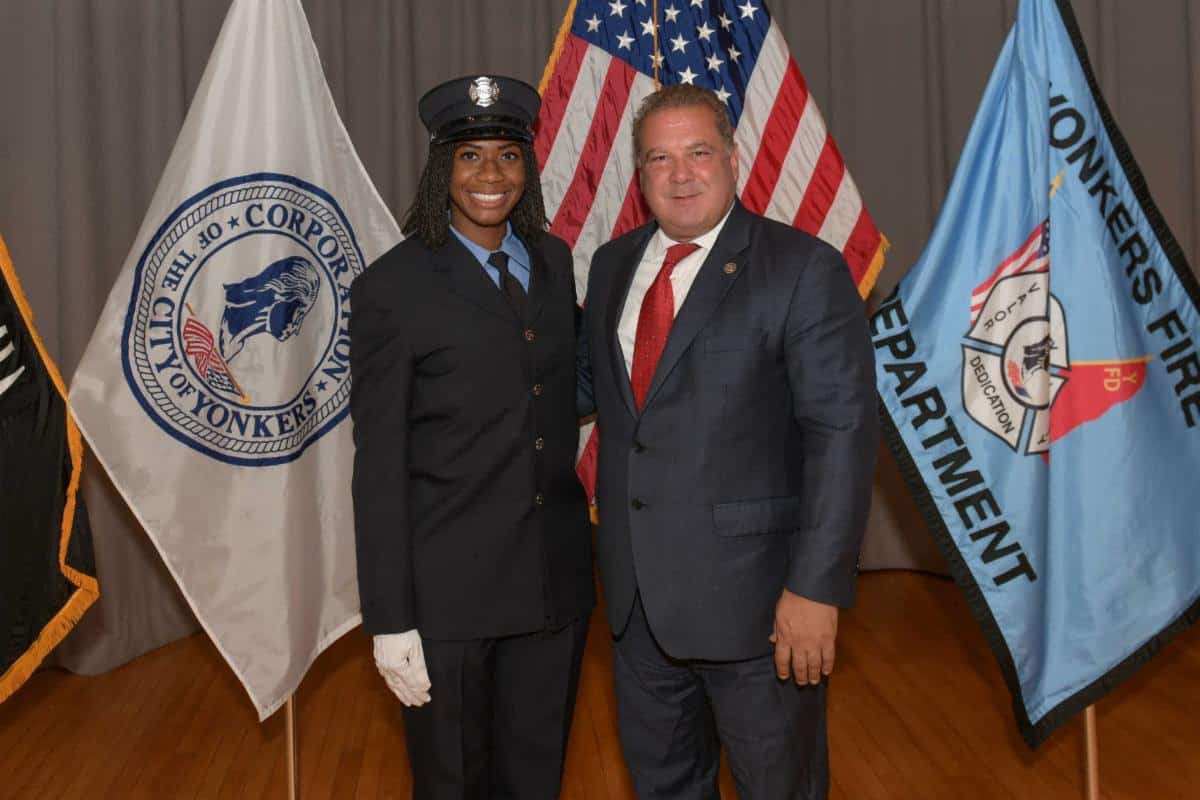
[532, 383, 544, 396]
[535, 493, 546, 507]
[632, 440, 645, 453]
[524, 328, 536, 342]
[534, 437, 545, 450]
[631, 498, 644, 510]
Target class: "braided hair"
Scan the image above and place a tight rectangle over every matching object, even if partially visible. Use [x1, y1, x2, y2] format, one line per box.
[401, 140, 548, 250]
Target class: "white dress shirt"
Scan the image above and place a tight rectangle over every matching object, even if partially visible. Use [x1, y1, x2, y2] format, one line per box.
[618, 205, 734, 376]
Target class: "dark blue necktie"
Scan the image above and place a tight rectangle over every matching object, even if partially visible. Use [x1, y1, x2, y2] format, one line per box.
[488, 251, 526, 318]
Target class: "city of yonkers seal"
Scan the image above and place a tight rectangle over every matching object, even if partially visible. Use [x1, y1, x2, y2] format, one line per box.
[122, 173, 364, 466]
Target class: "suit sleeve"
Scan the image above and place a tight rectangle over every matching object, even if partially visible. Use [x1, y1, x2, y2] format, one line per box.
[782, 244, 878, 608]
[349, 269, 415, 634]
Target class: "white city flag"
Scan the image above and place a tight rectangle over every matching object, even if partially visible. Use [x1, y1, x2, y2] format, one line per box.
[69, 0, 401, 718]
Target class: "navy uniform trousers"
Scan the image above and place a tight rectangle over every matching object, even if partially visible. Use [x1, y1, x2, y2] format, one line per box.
[613, 596, 828, 800]
[401, 616, 589, 799]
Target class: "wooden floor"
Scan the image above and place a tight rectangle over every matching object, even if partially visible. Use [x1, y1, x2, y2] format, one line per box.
[2, 571, 1197, 799]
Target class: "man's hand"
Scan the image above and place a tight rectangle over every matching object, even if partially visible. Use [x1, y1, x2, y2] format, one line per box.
[770, 590, 838, 685]
[373, 630, 432, 706]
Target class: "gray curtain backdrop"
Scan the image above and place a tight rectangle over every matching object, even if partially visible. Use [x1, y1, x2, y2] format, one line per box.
[1, 0, 1196, 675]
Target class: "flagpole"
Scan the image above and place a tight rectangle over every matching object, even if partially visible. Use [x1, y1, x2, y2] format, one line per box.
[1083, 705, 1100, 800]
[286, 695, 299, 800]
[652, 0, 660, 88]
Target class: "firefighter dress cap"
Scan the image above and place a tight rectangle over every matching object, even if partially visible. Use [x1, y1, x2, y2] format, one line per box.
[418, 75, 541, 145]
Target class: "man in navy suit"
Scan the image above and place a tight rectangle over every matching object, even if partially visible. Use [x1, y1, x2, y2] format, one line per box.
[579, 84, 878, 799]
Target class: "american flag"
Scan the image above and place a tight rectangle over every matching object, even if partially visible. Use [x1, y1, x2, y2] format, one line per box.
[535, 0, 887, 502]
[969, 219, 1050, 323]
[181, 316, 239, 396]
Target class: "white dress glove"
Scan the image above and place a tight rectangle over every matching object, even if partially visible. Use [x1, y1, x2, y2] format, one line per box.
[373, 629, 432, 707]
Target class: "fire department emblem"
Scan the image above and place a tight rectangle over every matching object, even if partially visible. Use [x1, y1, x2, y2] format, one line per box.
[961, 221, 1069, 455]
[468, 76, 500, 107]
[961, 219, 1151, 457]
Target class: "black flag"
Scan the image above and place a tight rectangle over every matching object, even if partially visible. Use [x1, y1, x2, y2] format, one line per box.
[0, 232, 98, 702]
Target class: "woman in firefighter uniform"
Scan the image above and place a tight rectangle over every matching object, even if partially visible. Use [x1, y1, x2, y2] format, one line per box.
[349, 75, 593, 798]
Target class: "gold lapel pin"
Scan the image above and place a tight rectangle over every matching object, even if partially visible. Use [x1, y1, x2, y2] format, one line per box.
[723, 261, 737, 275]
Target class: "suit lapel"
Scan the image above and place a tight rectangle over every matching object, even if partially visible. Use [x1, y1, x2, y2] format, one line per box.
[605, 227, 656, 418]
[641, 202, 752, 410]
[432, 235, 515, 323]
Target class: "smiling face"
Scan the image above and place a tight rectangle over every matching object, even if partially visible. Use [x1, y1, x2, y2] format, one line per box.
[447, 139, 526, 250]
[637, 105, 739, 242]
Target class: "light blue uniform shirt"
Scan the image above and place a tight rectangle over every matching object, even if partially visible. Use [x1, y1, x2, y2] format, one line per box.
[449, 222, 531, 292]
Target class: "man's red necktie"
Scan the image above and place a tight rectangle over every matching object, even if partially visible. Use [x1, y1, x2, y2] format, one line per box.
[630, 242, 700, 410]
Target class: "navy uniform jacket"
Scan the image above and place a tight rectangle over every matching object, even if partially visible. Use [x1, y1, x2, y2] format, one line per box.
[350, 231, 594, 640]
[580, 200, 878, 661]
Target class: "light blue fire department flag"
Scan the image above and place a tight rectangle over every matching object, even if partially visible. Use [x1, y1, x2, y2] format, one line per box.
[871, 0, 1200, 747]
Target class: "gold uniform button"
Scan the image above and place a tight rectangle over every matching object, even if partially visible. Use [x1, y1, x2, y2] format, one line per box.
[534, 437, 545, 450]
[524, 329, 536, 342]
[535, 493, 546, 506]
[532, 384, 544, 396]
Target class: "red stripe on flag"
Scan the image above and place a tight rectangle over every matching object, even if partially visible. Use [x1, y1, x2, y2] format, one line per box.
[972, 225, 1044, 299]
[740, 59, 810, 215]
[842, 210, 882, 288]
[609, 175, 651, 240]
[1013, 254, 1047, 275]
[535, 34, 589, 170]
[792, 138, 845, 235]
[997, 226, 1043, 272]
[549, 56, 636, 249]
[183, 317, 214, 346]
